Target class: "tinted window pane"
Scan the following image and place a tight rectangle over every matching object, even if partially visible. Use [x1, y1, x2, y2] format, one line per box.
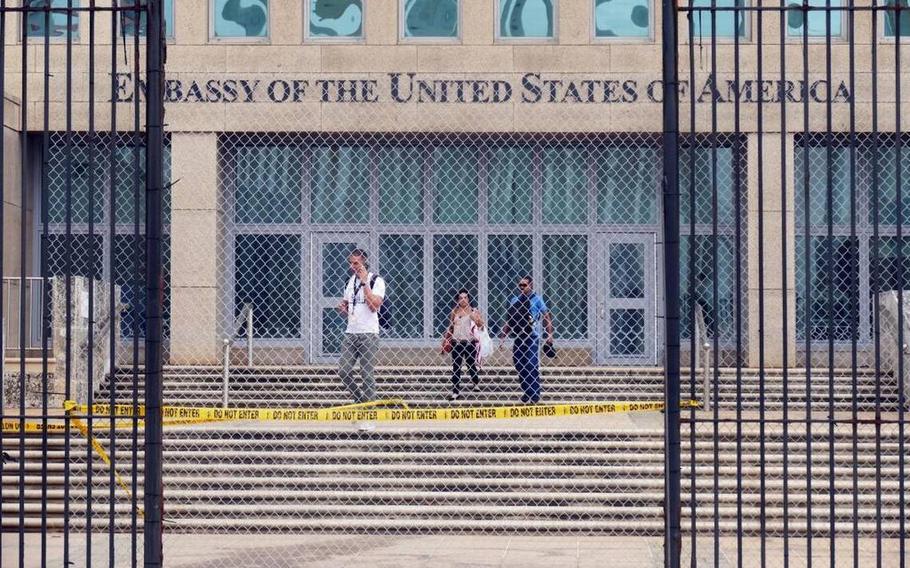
[487, 234, 533, 336]
[597, 146, 658, 224]
[115, 143, 173, 225]
[884, 0, 910, 37]
[114, 235, 172, 339]
[679, 235, 740, 342]
[380, 234, 425, 338]
[213, 0, 268, 38]
[310, 145, 370, 224]
[680, 146, 736, 225]
[795, 235, 860, 341]
[433, 235, 477, 334]
[870, 144, 910, 227]
[691, 0, 747, 37]
[309, 0, 363, 38]
[610, 309, 645, 355]
[793, 143, 853, 227]
[595, 0, 650, 37]
[120, 0, 175, 38]
[499, 0, 555, 37]
[234, 234, 301, 339]
[47, 143, 104, 225]
[235, 145, 302, 224]
[26, 0, 79, 39]
[379, 146, 423, 224]
[609, 242, 645, 298]
[432, 146, 478, 224]
[488, 146, 534, 224]
[786, 0, 842, 36]
[543, 147, 588, 224]
[47, 234, 103, 278]
[403, 0, 458, 37]
[543, 235, 587, 340]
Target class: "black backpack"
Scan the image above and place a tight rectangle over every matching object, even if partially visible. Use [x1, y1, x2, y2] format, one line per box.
[506, 294, 535, 339]
[353, 274, 392, 332]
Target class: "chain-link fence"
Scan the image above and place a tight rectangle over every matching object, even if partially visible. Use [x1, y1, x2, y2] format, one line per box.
[1, 1, 908, 567]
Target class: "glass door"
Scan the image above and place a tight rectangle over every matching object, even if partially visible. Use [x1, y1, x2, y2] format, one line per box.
[597, 233, 656, 365]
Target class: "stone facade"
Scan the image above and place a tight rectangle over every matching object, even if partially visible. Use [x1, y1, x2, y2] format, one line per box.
[2, 0, 908, 369]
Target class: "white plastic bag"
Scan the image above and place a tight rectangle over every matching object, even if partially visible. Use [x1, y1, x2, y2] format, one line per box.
[475, 327, 494, 361]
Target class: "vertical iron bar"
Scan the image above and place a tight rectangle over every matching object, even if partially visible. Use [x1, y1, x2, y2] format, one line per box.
[870, 7, 882, 568]
[39, 3, 51, 565]
[755, 2, 767, 565]
[687, 10, 699, 568]
[823, 0, 836, 563]
[131, 3, 141, 564]
[63, 0, 74, 561]
[709, 3, 721, 565]
[892, 5, 905, 566]
[732, 5, 744, 565]
[17, 3, 29, 567]
[847, 2, 859, 566]
[144, 0, 166, 565]
[0, 3, 7, 563]
[662, 0, 682, 563]
[779, 0, 791, 563]
[109, 2, 120, 565]
[86, 4, 97, 564]
[800, 1, 813, 558]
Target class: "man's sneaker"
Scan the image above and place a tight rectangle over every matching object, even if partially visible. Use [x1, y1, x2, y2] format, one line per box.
[448, 392, 460, 401]
[467, 381, 479, 391]
[355, 421, 376, 432]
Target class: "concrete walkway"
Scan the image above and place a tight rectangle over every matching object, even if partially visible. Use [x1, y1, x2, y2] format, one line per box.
[4, 533, 906, 568]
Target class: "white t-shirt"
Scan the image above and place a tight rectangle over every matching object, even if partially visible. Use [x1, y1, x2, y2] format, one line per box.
[343, 273, 386, 335]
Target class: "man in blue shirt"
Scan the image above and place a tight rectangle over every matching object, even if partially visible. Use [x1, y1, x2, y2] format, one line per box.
[499, 276, 554, 404]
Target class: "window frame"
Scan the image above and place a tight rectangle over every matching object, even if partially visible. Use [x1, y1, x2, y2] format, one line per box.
[117, 0, 177, 42]
[399, 0, 462, 43]
[494, 0, 560, 43]
[591, 0, 654, 43]
[687, 0, 751, 42]
[20, 0, 81, 44]
[880, 0, 910, 40]
[304, 0, 367, 43]
[783, 0, 848, 42]
[209, 0, 271, 43]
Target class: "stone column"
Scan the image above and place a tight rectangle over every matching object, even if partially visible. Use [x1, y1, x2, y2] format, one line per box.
[747, 132, 797, 368]
[169, 133, 220, 364]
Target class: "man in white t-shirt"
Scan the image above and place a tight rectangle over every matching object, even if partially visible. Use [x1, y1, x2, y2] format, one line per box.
[337, 249, 386, 419]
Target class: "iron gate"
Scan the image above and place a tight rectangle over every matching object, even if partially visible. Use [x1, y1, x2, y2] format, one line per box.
[0, 0, 165, 566]
[0, 0, 907, 566]
[664, 0, 909, 566]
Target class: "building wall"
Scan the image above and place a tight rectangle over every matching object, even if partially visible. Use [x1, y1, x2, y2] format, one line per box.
[3, 1, 909, 366]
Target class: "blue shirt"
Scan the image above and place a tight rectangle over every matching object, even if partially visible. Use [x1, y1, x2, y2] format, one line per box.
[509, 293, 549, 339]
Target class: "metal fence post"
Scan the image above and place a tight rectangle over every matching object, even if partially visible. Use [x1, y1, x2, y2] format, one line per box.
[661, 0, 682, 564]
[144, 0, 166, 566]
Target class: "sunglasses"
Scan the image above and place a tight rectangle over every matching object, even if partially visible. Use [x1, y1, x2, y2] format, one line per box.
[518, 283, 529, 289]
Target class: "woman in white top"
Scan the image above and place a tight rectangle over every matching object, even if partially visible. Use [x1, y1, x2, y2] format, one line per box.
[441, 288, 486, 401]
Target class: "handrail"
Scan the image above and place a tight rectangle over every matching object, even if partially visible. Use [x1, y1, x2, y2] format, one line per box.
[221, 303, 254, 408]
[693, 304, 711, 412]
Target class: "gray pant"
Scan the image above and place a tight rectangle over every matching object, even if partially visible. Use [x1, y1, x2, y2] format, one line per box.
[338, 333, 379, 403]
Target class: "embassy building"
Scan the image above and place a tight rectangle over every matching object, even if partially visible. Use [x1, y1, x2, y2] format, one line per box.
[2, 0, 909, 371]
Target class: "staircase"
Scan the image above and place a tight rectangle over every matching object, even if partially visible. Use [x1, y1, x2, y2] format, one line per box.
[2, 366, 907, 536]
[99, 365, 902, 412]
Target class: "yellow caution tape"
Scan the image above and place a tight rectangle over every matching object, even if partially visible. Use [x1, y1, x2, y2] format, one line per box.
[0, 420, 69, 434]
[54, 398, 699, 426]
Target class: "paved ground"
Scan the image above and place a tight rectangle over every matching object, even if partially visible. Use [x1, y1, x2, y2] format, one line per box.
[4, 533, 907, 568]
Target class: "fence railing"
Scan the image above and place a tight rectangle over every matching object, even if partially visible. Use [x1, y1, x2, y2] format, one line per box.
[221, 303, 254, 407]
[693, 303, 711, 411]
[2, 277, 46, 354]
